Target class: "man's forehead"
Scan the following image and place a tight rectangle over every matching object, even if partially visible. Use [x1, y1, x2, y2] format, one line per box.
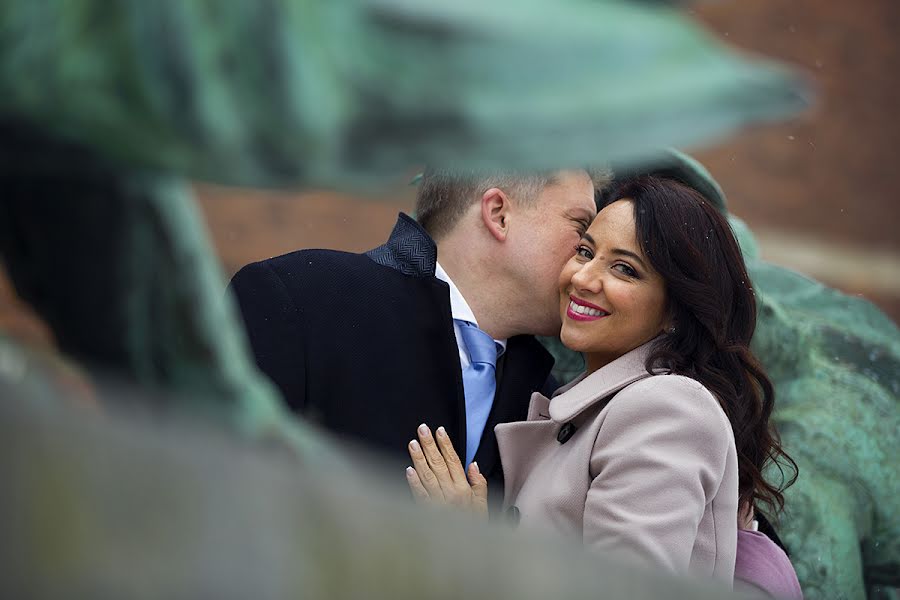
[566, 189, 597, 218]
[564, 199, 596, 218]
[568, 203, 597, 221]
[547, 171, 595, 207]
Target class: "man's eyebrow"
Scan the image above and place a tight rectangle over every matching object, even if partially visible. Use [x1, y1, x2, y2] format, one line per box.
[611, 248, 648, 270]
[568, 210, 594, 228]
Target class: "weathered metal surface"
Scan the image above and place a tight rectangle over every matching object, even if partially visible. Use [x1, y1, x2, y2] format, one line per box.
[0, 373, 748, 600]
[0, 1, 808, 187]
[5, 2, 887, 598]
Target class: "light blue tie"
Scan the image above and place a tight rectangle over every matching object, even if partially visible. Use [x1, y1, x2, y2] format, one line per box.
[455, 319, 501, 467]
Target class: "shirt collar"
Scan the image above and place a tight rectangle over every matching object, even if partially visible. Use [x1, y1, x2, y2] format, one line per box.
[435, 261, 507, 353]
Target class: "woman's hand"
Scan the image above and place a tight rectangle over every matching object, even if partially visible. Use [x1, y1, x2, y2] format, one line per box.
[406, 423, 488, 517]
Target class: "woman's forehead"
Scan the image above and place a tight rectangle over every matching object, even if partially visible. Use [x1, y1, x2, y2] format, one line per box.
[590, 200, 637, 239]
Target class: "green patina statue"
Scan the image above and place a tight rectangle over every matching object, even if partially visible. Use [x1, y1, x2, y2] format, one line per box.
[0, 1, 895, 598]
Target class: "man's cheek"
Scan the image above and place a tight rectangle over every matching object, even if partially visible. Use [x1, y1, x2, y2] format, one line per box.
[567, 233, 582, 256]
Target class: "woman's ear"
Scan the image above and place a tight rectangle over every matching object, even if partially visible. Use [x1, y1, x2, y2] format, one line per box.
[481, 187, 510, 241]
[662, 306, 677, 335]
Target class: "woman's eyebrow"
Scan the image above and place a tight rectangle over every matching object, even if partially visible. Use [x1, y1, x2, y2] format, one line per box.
[582, 232, 596, 245]
[611, 248, 647, 270]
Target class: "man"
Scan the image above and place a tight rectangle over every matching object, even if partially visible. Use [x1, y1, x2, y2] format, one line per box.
[229, 167, 596, 482]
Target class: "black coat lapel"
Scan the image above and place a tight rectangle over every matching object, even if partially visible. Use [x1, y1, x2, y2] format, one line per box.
[474, 335, 554, 478]
[365, 213, 469, 460]
[365, 213, 554, 474]
[365, 213, 437, 278]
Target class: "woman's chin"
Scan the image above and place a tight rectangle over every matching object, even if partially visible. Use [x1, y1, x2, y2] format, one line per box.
[560, 329, 589, 353]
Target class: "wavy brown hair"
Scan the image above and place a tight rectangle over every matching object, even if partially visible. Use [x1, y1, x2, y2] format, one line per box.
[598, 175, 797, 517]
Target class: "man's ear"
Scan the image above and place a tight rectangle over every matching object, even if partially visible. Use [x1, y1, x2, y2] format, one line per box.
[481, 187, 511, 242]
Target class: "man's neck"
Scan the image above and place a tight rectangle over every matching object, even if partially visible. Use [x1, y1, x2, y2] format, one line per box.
[437, 240, 510, 341]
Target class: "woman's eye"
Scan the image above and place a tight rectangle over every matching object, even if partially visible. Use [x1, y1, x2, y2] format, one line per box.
[575, 245, 594, 259]
[613, 263, 638, 277]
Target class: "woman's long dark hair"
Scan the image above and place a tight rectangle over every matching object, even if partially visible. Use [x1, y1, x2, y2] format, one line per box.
[598, 175, 797, 517]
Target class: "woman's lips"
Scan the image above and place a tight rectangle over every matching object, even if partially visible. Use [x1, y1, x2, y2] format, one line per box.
[566, 297, 610, 321]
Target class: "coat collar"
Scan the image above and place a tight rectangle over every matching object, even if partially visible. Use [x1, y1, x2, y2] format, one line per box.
[365, 213, 437, 278]
[547, 339, 664, 423]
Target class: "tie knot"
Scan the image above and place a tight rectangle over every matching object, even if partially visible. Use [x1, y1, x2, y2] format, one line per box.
[455, 320, 499, 367]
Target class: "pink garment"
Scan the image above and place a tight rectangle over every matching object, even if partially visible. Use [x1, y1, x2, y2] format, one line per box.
[735, 529, 803, 599]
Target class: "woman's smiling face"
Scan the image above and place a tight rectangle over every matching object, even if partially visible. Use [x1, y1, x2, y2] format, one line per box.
[558, 199, 670, 372]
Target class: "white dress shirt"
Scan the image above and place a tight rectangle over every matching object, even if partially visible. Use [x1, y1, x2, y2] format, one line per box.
[434, 261, 507, 369]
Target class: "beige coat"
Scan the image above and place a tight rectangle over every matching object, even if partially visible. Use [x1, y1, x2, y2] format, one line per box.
[496, 341, 738, 583]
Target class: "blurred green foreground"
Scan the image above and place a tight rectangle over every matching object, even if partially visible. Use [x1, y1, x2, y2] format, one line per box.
[0, 1, 896, 599]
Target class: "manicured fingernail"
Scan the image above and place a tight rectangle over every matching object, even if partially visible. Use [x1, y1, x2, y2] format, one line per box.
[409, 440, 420, 452]
[436, 426, 447, 438]
[406, 466, 415, 477]
[471, 461, 480, 474]
[418, 423, 429, 436]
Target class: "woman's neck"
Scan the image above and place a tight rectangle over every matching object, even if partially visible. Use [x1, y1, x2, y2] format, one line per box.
[585, 352, 616, 375]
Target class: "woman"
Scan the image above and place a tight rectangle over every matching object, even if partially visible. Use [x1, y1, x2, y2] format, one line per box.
[406, 175, 796, 586]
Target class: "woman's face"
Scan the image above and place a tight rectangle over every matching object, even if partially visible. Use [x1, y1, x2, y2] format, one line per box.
[558, 199, 669, 372]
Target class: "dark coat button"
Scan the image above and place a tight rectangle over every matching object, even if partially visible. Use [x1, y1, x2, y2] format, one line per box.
[505, 506, 520, 526]
[557, 421, 577, 444]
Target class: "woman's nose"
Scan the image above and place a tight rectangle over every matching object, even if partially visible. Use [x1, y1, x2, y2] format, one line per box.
[571, 263, 601, 293]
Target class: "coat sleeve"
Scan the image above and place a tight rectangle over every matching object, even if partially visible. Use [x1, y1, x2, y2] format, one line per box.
[227, 260, 307, 412]
[582, 376, 733, 573]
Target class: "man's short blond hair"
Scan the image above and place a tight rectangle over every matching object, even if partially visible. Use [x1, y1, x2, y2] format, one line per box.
[415, 168, 558, 239]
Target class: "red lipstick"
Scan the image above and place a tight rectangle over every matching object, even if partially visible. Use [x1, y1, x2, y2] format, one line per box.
[566, 296, 610, 322]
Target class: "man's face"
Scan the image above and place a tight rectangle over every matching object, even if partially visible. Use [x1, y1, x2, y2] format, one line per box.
[508, 169, 596, 336]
